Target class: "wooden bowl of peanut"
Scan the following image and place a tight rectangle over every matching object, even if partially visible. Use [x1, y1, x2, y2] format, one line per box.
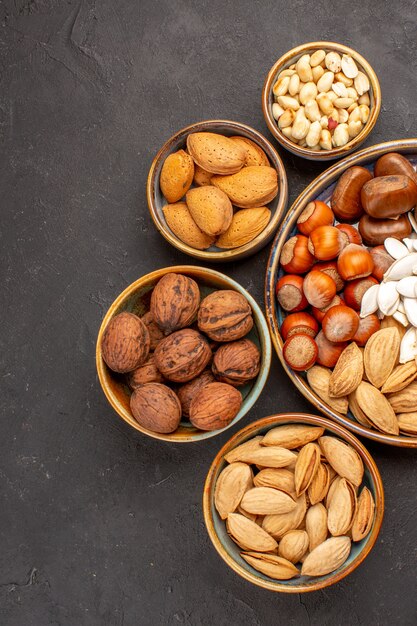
[262, 42, 381, 161]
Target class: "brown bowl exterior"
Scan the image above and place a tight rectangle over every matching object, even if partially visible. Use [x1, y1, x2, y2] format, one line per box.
[147, 120, 288, 261]
[262, 41, 382, 161]
[203, 413, 384, 593]
[265, 138, 417, 447]
[96, 266, 272, 443]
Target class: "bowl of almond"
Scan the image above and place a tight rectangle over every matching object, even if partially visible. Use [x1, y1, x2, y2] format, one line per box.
[265, 138, 417, 446]
[203, 413, 384, 593]
[147, 120, 288, 261]
[262, 42, 381, 160]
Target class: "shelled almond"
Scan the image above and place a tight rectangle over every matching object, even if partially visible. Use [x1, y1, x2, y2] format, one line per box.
[215, 424, 375, 580]
[159, 132, 279, 250]
[271, 49, 371, 151]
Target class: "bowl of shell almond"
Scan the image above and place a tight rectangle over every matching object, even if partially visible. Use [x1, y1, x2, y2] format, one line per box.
[203, 413, 384, 593]
[262, 42, 381, 160]
[147, 120, 288, 261]
[96, 265, 271, 442]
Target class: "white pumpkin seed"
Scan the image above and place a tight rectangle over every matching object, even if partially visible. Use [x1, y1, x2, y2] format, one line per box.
[397, 276, 417, 298]
[384, 254, 417, 281]
[360, 283, 380, 317]
[404, 297, 417, 326]
[384, 237, 409, 260]
[377, 281, 400, 316]
[400, 327, 417, 363]
[393, 310, 409, 327]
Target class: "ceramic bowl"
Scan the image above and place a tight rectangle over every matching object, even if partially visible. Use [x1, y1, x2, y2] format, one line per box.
[203, 413, 384, 593]
[147, 120, 288, 262]
[265, 138, 417, 447]
[96, 265, 272, 442]
[262, 42, 381, 161]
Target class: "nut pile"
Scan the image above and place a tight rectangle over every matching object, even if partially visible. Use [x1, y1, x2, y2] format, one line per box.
[277, 152, 417, 436]
[160, 132, 279, 250]
[101, 273, 261, 434]
[215, 424, 375, 580]
[271, 49, 371, 151]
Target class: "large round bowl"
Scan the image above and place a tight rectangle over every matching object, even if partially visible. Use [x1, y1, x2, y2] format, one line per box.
[265, 138, 417, 447]
[97, 266, 272, 443]
[262, 41, 381, 161]
[203, 413, 384, 593]
[147, 120, 288, 262]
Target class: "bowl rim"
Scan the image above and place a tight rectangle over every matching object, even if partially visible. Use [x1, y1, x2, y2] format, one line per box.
[262, 41, 382, 161]
[146, 119, 288, 261]
[203, 412, 384, 593]
[265, 138, 417, 447]
[96, 265, 272, 443]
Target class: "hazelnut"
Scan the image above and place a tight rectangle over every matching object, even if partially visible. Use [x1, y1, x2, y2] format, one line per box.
[177, 370, 215, 417]
[101, 312, 150, 373]
[130, 383, 181, 434]
[198, 290, 253, 342]
[150, 273, 200, 334]
[189, 382, 242, 431]
[212, 339, 261, 387]
[154, 329, 212, 383]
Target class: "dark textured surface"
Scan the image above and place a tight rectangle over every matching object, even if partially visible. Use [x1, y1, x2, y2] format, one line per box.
[1, 1, 417, 624]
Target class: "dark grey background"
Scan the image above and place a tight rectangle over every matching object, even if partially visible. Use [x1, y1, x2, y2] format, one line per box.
[1, 0, 416, 624]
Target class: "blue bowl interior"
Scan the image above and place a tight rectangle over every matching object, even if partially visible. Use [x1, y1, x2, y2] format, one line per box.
[210, 420, 379, 589]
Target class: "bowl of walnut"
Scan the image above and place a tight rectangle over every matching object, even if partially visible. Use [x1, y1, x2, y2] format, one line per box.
[96, 266, 272, 442]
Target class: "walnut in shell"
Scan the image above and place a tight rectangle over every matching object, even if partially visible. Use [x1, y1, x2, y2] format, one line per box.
[212, 339, 261, 386]
[150, 273, 200, 334]
[197, 290, 253, 342]
[101, 312, 150, 373]
[127, 355, 164, 389]
[189, 382, 242, 431]
[177, 370, 215, 417]
[130, 383, 181, 433]
[141, 312, 165, 350]
[154, 328, 212, 383]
